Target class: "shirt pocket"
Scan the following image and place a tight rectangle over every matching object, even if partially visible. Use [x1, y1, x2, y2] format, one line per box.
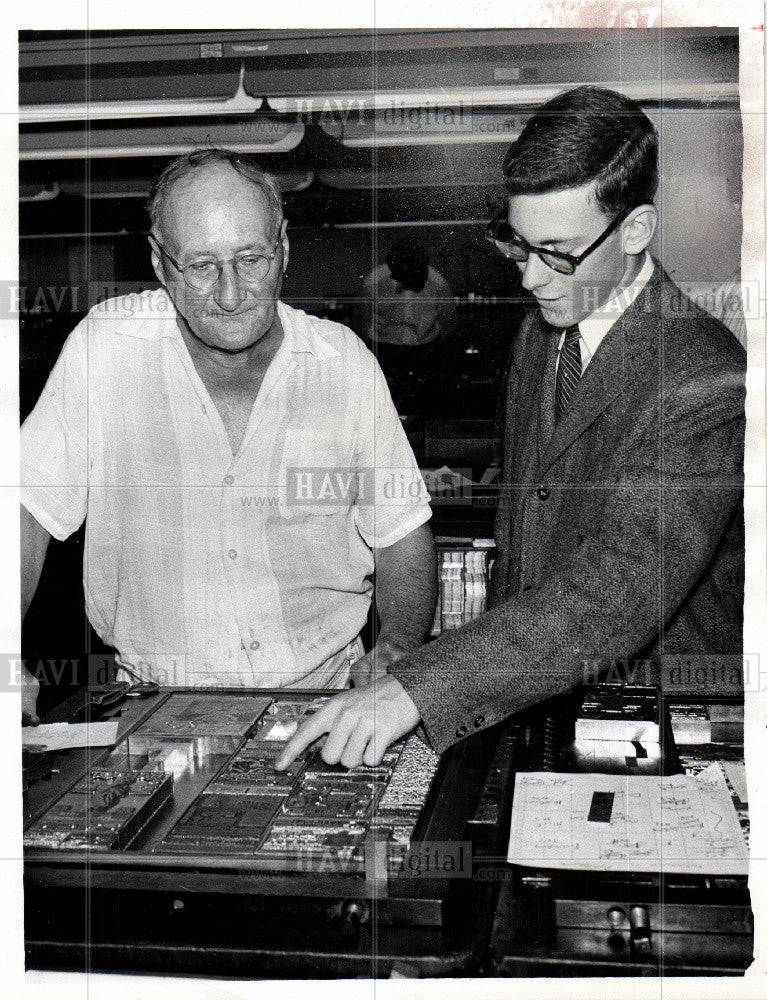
[269, 432, 354, 580]
[278, 427, 357, 522]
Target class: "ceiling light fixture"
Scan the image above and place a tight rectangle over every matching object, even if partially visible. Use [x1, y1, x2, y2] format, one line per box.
[268, 80, 739, 115]
[322, 116, 522, 148]
[19, 120, 304, 161]
[20, 62, 263, 124]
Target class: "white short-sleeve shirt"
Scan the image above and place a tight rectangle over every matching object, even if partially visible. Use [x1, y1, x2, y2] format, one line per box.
[21, 291, 431, 689]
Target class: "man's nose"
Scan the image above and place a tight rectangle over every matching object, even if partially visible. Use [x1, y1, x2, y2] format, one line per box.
[518, 252, 552, 292]
[212, 262, 248, 310]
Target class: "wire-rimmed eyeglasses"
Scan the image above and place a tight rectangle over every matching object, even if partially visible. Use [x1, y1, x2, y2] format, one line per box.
[150, 233, 281, 292]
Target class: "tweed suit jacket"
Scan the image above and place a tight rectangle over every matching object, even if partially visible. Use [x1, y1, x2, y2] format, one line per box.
[391, 262, 746, 755]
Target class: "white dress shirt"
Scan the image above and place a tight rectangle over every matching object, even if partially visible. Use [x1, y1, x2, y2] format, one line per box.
[557, 253, 656, 372]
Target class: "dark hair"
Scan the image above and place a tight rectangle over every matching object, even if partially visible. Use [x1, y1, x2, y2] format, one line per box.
[386, 237, 429, 293]
[147, 148, 283, 238]
[503, 86, 658, 215]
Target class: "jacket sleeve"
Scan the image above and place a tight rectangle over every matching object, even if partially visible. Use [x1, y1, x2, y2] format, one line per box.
[390, 355, 746, 755]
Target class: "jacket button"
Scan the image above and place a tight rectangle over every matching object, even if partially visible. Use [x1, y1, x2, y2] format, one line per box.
[536, 487, 550, 501]
[474, 715, 485, 728]
[455, 726, 468, 738]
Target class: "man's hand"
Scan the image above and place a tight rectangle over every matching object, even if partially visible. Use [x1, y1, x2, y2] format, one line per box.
[350, 637, 409, 688]
[275, 674, 420, 771]
[21, 666, 40, 726]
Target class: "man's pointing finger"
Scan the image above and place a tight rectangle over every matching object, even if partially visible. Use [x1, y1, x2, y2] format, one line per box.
[275, 700, 339, 769]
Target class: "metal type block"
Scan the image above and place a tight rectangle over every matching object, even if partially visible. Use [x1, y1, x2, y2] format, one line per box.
[70, 771, 168, 797]
[209, 748, 306, 795]
[43, 793, 135, 828]
[281, 778, 382, 821]
[248, 697, 329, 742]
[26, 768, 173, 851]
[303, 747, 400, 781]
[23, 828, 73, 849]
[259, 821, 366, 862]
[58, 831, 117, 851]
[135, 693, 273, 737]
[164, 793, 279, 846]
[373, 820, 419, 845]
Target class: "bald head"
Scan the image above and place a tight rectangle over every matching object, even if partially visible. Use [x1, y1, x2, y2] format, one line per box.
[156, 161, 282, 259]
[148, 148, 283, 247]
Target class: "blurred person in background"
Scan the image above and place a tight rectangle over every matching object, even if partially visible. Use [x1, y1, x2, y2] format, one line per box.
[355, 236, 458, 380]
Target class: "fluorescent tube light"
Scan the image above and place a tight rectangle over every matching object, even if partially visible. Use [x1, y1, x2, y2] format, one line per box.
[20, 62, 263, 123]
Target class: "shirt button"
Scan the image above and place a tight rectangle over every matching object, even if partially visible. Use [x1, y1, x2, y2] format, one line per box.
[455, 725, 468, 739]
[474, 715, 485, 728]
[228, 549, 237, 559]
[223, 475, 234, 485]
[536, 487, 550, 501]
[250, 641, 260, 651]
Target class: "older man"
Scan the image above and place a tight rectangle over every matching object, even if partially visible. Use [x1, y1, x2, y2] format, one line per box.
[21, 148, 436, 722]
[277, 86, 745, 771]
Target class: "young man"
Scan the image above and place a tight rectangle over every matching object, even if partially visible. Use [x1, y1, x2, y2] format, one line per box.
[277, 85, 745, 770]
[21, 149, 436, 722]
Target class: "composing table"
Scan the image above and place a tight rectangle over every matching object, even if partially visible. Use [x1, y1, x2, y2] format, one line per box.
[23, 685, 752, 978]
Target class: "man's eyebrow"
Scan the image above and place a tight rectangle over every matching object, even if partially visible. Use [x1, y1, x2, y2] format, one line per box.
[183, 243, 272, 259]
[233, 247, 268, 256]
[509, 226, 572, 249]
[538, 238, 573, 249]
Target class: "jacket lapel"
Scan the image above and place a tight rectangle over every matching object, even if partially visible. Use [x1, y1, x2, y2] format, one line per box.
[504, 311, 557, 475]
[537, 330, 559, 464]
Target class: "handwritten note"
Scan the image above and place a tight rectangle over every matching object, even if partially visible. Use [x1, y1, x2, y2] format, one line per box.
[22, 720, 120, 752]
[508, 765, 748, 876]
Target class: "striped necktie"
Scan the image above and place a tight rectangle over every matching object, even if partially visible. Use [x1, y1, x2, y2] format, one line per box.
[555, 324, 582, 423]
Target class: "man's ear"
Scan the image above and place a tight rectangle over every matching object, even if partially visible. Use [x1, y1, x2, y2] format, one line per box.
[280, 218, 289, 275]
[148, 235, 165, 285]
[622, 204, 657, 255]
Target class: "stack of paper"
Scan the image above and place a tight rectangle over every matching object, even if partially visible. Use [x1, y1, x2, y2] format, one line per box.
[22, 720, 120, 752]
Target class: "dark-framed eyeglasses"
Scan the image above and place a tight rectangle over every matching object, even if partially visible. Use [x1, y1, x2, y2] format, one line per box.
[149, 233, 282, 292]
[485, 202, 635, 276]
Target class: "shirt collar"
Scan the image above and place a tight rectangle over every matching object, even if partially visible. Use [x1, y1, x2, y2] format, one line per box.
[111, 287, 182, 340]
[277, 301, 340, 361]
[575, 252, 656, 361]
